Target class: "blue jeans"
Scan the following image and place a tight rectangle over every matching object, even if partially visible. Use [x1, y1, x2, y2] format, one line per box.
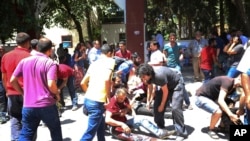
[80, 98, 105, 141]
[19, 105, 62, 141]
[127, 118, 162, 137]
[244, 109, 250, 125]
[67, 76, 78, 106]
[201, 69, 213, 83]
[58, 76, 78, 107]
[227, 66, 241, 78]
[0, 81, 7, 116]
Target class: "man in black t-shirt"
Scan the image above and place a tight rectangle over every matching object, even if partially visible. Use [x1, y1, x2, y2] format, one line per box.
[195, 76, 244, 139]
[136, 63, 188, 141]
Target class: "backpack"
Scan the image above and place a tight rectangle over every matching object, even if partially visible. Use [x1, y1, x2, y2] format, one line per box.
[113, 56, 126, 71]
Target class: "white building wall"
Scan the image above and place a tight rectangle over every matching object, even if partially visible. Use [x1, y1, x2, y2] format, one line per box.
[101, 24, 125, 45]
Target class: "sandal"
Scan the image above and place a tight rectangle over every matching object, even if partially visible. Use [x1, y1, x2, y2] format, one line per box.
[208, 130, 219, 139]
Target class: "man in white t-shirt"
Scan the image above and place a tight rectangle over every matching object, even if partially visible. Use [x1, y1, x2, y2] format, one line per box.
[148, 40, 166, 66]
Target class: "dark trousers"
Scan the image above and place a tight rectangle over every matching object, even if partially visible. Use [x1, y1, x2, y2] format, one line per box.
[201, 69, 213, 83]
[153, 83, 188, 138]
[57, 76, 78, 107]
[0, 81, 7, 115]
[8, 95, 23, 140]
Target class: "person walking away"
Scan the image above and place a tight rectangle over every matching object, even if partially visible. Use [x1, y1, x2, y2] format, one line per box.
[10, 38, 63, 141]
[80, 44, 115, 141]
[1, 32, 31, 140]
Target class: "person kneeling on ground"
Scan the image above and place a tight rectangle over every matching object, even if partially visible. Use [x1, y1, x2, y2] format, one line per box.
[105, 87, 175, 139]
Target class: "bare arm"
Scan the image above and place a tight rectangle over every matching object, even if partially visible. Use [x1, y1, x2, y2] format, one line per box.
[48, 79, 60, 101]
[241, 73, 250, 109]
[2, 73, 7, 89]
[217, 88, 239, 123]
[10, 75, 23, 94]
[158, 84, 169, 112]
[80, 72, 90, 93]
[105, 110, 131, 134]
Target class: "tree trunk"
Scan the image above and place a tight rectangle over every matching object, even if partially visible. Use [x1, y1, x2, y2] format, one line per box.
[219, 0, 225, 34]
[233, 0, 250, 36]
[85, 7, 93, 41]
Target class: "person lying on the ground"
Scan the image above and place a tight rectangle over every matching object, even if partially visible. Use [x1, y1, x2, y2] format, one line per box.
[195, 75, 245, 139]
[105, 87, 175, 139]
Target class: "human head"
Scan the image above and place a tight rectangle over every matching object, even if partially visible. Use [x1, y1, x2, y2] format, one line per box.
[37, 38, 53, 55]
[195, 31, 202, 40]
[75, 42, 85, 51]
[136, 63, 155, 84]
[30, 39, 38, 50]
[93, 40, 101, 49]
[208, 38, 217, 47]
[16, 32, 30, 48]
[168, 33, 177, 42]
[115, 87, 128, 103]
[100, 44, 115, 57]
[132, 52, 141, 66]
[150, 40, 160, 51]
[118, 41, 126, 51]
[231, 35, 242, 44]
[112, 73, 125, 89]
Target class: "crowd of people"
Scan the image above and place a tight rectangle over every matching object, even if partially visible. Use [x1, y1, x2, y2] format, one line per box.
[0, 29, 250, 141]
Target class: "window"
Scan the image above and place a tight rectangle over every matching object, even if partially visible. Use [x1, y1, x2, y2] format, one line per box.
[61, 35, 72, 48]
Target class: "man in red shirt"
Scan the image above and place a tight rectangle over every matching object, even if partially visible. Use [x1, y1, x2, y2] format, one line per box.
[115, 41, 132, 60]
[200, 38, 221, 83]
[105, 87, 175, 139]
[1, 32, 31, 140]
[57, 64, 78, 111]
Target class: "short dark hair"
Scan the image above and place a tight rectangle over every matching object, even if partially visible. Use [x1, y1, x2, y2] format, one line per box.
[208, 38, 216, 45]
[16, 32, 30, 45]
[119, 41, 126, 45]
[136, 63, 155, 84]
[150, 40, 160, 49]
[132, 52, 139, 59]
[37, 38, 52, 53]
[101, 44, 114, 54]
[30, 39, 38, 49]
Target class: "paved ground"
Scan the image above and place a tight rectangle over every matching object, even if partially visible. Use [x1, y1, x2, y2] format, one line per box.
[0, 66, 232, 141]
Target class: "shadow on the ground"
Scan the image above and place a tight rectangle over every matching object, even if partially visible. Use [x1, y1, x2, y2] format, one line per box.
[61, 119, 76, 125]
[201, 126, 229, 140]
[63, 137, 72, 141]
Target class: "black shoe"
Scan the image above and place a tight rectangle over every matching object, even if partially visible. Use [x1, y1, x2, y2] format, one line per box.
[0, 115, 9, 124]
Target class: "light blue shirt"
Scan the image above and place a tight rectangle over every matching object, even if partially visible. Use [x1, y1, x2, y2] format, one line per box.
[88, 47, 101, 64]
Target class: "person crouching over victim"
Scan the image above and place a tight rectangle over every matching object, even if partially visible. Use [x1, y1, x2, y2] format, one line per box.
[105, 87, 176, 139]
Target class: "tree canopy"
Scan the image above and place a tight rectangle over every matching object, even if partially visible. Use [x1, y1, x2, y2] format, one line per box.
[1, 0, 250, 44]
